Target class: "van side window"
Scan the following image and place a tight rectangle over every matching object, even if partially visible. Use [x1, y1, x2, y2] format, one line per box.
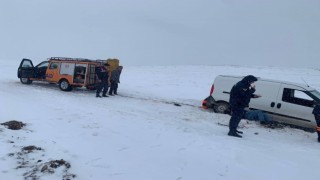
[282, 88, 314, 107]
[49, 63, 59, 69]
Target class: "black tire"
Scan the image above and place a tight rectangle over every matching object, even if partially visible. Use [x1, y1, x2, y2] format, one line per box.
[59, 79, 72, 91]
[214, 102, 230, 114]
[20, 78, 33, 84]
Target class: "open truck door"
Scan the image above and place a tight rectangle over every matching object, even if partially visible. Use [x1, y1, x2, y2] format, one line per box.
[85, 64, 98, 90]
[17, 59, 35, 84]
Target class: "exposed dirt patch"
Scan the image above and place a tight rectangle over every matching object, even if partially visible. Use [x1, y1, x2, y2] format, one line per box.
[14, 145, 44, 169]
[8, 145, 76, 180]
[24, 159, 76, 180]
[261, 122, 286, 129]
[22, 145, 42, 153]
[1, 120, 26, 130]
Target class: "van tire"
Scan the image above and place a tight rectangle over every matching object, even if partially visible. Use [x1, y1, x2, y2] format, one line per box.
[20, 78, 32, 84]
[59, 79, 72, 91]
[214, 102, 230, 114]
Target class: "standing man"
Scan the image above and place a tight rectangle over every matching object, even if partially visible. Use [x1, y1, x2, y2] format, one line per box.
[312, 104, 320, 142]
[109, 66, 123, 95]
[95, 63, 111, 98]
[228, 75, 261, 138]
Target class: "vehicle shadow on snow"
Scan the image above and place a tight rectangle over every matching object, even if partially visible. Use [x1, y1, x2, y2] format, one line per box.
[13, 81, 96, 95]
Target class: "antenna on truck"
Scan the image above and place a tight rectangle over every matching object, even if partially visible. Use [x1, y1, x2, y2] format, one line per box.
[301, 77, 310, 87]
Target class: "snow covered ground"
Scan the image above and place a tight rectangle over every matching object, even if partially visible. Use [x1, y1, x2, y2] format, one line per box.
[1, 59, 320, 180]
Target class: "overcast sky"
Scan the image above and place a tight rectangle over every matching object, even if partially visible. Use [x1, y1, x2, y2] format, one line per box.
[0, 0, 319, 67]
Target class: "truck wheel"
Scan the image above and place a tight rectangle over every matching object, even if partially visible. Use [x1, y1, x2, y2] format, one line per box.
[214, 102, 230, 114]
[20, 78, 32, 84]
[59, 79, 72, 91]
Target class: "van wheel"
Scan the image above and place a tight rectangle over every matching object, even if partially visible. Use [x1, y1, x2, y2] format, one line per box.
[20, 78, 32, 84]
[214, 102, 230, 114]
[59, 79, 72, 91]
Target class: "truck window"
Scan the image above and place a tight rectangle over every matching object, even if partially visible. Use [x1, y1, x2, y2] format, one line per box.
[37, 62, 49, 68]
[60, 63, 75, 75]
[22, 61, 33, 68]
[282, 88, 314, 107]
[49, 62, 59, 69]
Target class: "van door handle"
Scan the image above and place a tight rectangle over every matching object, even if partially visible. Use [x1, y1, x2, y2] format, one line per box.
[271, 102, 275, 107]
[277, 103, 281, 109]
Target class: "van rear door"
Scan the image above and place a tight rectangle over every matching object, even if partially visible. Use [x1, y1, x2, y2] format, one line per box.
[249, 80, 281, 120]
[17, 59, 34, 78]
[273, 84, 315, 128]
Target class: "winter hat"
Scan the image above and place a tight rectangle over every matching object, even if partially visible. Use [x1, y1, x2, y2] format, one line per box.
[242, 75, 258, 85]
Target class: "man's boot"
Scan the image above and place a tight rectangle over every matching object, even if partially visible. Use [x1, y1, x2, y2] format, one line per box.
[228, 130, 242, 138]
[236, 130, 243, 134]
[96, 94, 102, 98]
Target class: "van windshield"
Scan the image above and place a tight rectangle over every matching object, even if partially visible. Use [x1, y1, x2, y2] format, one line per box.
[309, 90, 320, 102]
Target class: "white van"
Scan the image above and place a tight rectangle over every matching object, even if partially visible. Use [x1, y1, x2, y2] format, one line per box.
[204, 75, 320, 130]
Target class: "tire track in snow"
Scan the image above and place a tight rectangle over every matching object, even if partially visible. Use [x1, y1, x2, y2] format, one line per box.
[118, 94, 200, 108]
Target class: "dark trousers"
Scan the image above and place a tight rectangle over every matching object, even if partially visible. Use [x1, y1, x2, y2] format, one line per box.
[109, 81, 118, 95]
[315, 115, 320, 138]
[229, 108, 245, 132]
[96, 81, 108, 96]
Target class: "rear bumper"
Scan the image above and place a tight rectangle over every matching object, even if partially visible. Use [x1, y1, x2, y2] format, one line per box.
[202, 96, 217, 109]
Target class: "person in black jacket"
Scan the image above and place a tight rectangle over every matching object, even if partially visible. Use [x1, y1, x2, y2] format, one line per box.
[95, 63, 111, 98]
[312, 104, 320, 142]
[228, 75, 261, 138]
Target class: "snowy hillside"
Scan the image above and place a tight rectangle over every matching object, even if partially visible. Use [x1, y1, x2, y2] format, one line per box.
[1, 60, 320, 180]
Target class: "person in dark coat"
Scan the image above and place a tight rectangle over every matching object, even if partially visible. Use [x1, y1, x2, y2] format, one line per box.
[109, 66, 123, 95]
[228, 75, 261, 138]
[95, 63, 111, 97]
[312, 104, 320, 142]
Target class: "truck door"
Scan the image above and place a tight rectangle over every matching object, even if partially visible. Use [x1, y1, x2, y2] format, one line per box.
[34, 61, 49, 79]
[249, 81, 281, 120]
[273, 84, 315, 128]
[46, 62, 60, 82]
[17, 59, 34, 78]
[73, 64, 87, 84]
[88, 64, 97, 83]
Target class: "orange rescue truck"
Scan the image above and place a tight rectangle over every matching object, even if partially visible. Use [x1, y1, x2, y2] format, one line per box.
[17, 57, 120, 91]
